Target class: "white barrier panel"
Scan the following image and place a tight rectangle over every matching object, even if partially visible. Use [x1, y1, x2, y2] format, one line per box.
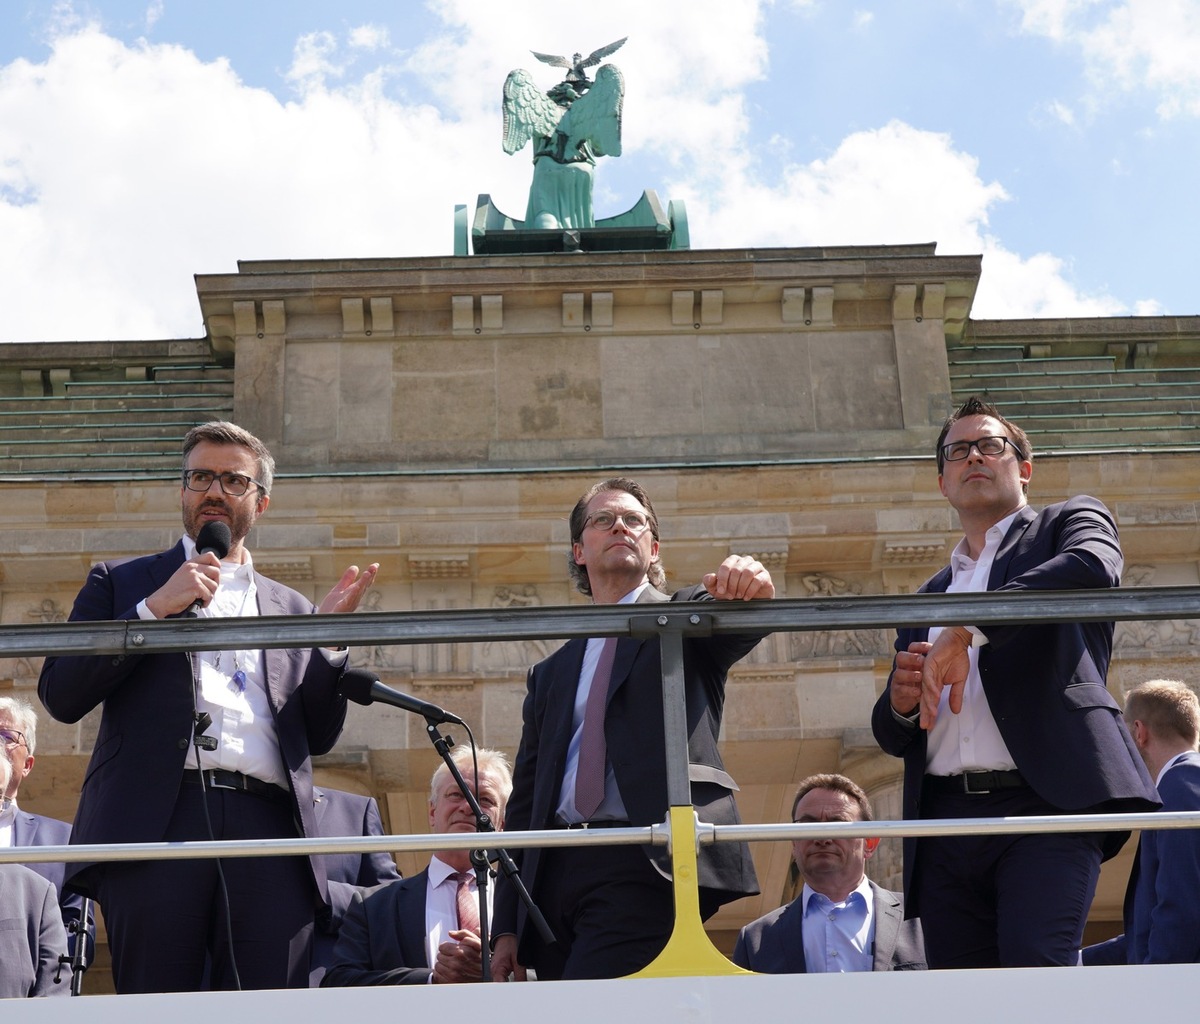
[14, 965, 1200, 1022]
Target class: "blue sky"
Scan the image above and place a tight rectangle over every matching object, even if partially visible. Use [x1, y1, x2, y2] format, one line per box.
[2, 0, 1198, 342]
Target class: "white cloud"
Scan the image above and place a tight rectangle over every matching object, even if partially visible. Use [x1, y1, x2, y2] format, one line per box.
[0, 23, 530, 341]
[1013, 0, 1200, 117]
[286, 31, 345, 92]
[1046, 99, 1076, 125]
[349, 24, 390, 51]
[144, 1, 164, 32]
[0, 1, 1139, 342]
[662, 118, 1131, 318]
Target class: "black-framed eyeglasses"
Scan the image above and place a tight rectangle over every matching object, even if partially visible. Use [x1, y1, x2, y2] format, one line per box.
[0, 728, 27, 749]
[585, 509, 650, 532]
[182, 469, 265, 497]
[940, 435, 1017, 463]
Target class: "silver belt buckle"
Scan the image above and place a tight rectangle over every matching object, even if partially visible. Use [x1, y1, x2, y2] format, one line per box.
[962, 772, 990, 795]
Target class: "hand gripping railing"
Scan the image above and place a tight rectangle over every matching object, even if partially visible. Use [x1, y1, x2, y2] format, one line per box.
[6, 585, 1199, 979]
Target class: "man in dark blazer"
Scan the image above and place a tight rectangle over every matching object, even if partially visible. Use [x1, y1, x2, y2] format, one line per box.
[322, 747, 512, 986]
[491, 477, 773, 982]
[1083, 679, 1200, 965]
[38, 421, 378, 994]
[309, 786, 402, 984]
[0, 696, 94, 968]
[0, 755, 71, 998]
[733, 774, 925, 973]
[872, 397, 1159, 969]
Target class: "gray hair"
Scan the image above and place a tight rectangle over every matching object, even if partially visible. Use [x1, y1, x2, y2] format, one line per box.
[429, 746, 513, 807]
[0, 695, 37, 754]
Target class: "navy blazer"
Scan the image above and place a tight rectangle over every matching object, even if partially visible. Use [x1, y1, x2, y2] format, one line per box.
[310, 787, 403, 984]
[1084, 750, 1200, 966]
[495, 585, 762, 957]
[10, 810, 95, 962]
[871, 497, 1160, 903]
[321, 870, 432, 986]
[37, 541, 349, 902]
[731, 879, 927, 973]
[0, 864, 71, 997]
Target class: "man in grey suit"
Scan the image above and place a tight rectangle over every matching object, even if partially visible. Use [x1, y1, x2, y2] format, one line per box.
[322, 747, 512, 986]
[0, 695, 94, 967]
[734, 773, 926, 973]
[309, 786, 403, 985]
[0, 754, 71, 997]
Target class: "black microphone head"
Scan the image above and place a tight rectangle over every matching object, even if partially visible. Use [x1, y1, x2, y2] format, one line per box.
[195, 520, 232, 560]
[338, 667, 379, 706]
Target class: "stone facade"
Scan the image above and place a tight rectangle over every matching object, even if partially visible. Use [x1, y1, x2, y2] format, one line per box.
[3, 244, 1199, 987]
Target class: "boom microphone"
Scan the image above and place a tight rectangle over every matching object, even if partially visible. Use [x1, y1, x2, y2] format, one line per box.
[187, 520, 232, 615]
[338, 667, 465, 726]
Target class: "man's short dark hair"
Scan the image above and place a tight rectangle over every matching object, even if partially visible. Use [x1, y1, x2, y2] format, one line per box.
[567, 477, 667, 596]
[935, 396, 1032, 484]
[182, 421, 275, 494]
[791, 773, 873, 822]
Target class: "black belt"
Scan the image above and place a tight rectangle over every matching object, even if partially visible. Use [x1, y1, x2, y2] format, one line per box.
[924, 769, 1027, 795]
[555, 818, 633, 830]
[184, 769, 291, 806]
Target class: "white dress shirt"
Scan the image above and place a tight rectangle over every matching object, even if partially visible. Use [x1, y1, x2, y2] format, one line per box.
[424, 854, 492, 972]
[136, 535, 346, 788]
[0, 797, 15, 848]
[925, 511, 1020, 776]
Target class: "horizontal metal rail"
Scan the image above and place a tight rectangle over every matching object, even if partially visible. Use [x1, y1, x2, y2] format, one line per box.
[5, 585, 1198, 657]
[4, 809, 1199, 869]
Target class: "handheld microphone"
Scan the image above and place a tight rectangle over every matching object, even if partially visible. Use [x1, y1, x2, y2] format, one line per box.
[187, 520, 232, 615]
[338, 667, 466, 726]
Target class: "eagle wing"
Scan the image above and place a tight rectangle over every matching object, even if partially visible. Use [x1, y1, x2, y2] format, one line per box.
[530, 50, 571, 69]
[557, 64, 624, 158]
[580, 37, 627, 70]
[502, 69, 565, 154]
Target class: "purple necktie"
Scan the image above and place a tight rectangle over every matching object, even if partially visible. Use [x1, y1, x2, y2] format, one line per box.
[575, 636, 618, 819]
[453, 871, 480, 935]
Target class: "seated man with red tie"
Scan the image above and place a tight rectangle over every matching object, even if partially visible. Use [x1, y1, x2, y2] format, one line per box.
[321, 747, 511, 986]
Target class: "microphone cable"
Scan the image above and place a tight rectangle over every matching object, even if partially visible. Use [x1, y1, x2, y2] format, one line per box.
[190, 632, 244, 990]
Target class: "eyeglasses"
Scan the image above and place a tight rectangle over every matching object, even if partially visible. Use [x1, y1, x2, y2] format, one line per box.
[584, 510, 650, 532]
[0, 728, 27, 749]
[182, 469, 265, 497]
[940, 435, 1018, 463]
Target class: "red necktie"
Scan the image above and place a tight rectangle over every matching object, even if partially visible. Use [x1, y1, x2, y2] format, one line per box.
[574, 636, 618, 819]
[453, 871, 480, 935]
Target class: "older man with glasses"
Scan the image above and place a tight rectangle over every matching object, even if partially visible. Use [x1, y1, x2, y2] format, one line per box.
[39, 421, 378, 994]
[871, 396, 1159, 969]
[0, 696, 95, 976]
[491, 477, 774, 982]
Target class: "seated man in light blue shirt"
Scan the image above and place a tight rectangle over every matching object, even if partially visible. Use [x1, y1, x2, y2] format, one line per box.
[733, 773, 926, 973]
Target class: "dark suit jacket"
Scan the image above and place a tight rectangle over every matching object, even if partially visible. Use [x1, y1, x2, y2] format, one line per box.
[871, 497, 1160, 905]
[310, 787, 403, 984]
[1083, 750, 1200, 966]
[10, 810, 95, 962]
[321, 870, 432, 986]
[495, 584, 762, 958]
[731, 879, 927, 972]
[37, 541, 349, 902]
[0, 864, 71, 997]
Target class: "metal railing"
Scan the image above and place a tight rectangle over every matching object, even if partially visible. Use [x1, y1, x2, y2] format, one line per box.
[6, 586, 1200, 977]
